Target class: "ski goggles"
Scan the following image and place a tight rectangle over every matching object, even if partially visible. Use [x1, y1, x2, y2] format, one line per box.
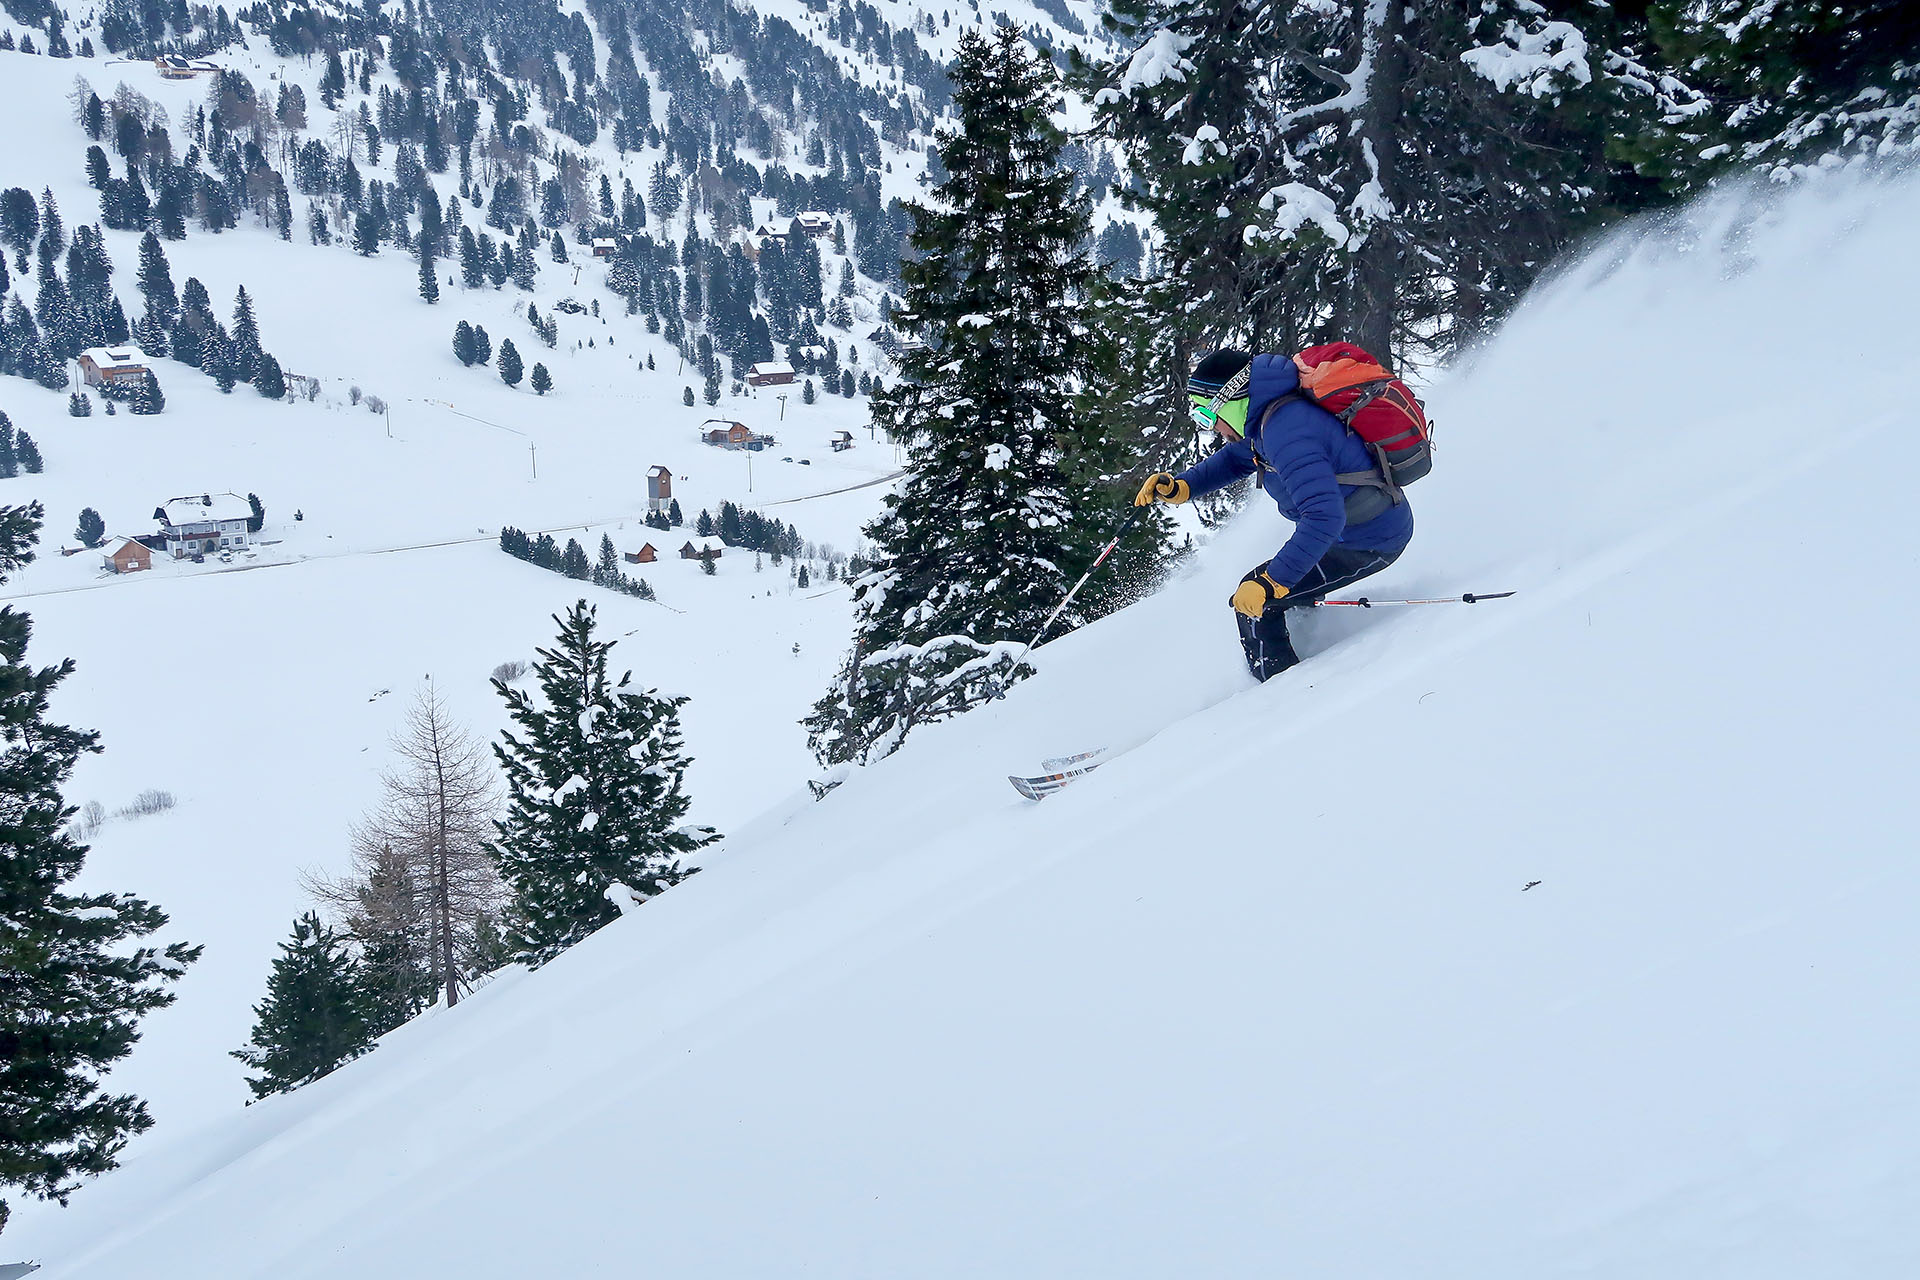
[1189, 393, 1250, 437]
[1187, 363, 1252, 435]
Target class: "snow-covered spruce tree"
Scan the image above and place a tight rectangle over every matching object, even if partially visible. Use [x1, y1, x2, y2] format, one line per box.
[0, 502, 199, 1230]
[229, 912, 374, 1100]
[807, 26, 1118, 767]
[1083, 0, 1704, 359]
[487, 602, 713, 966]
[1650, 0, 1920, 178]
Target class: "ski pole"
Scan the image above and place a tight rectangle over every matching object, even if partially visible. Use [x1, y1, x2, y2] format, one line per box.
[1309, 591, 1516, 608]
[993, 505, 1147, 698]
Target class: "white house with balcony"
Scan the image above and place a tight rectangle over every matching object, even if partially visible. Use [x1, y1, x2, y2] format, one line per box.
[154, 493, 253, 558]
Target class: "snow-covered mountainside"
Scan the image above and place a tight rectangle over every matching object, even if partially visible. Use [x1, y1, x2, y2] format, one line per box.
[13, 165, 1918, 1276]
[0, 0, 1131, 1186]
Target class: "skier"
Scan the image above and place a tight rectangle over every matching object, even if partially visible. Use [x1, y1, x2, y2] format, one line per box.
[1134, 349, 1416, 680]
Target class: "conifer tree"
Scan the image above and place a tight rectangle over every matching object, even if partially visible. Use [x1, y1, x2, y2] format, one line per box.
[1082, 0, 1702, 358]
[459, 227, 483, 288]
[349, 850, 437, 1035]
[417, 231, 440, 304]
[682, 385, 694, 406]
[253, 354, 286, 400]
[0, 503, 198, 1228]
[531, 363, 552, 395]
[135, 230, 176, 322]
[807, 27, 1104, 766]
[453, 320, 476, 366]
[16, 432, 42, 473]
[487, 602, 714, 965]
[67, 391, 91, 418]
[229, 287, 261, 381]
[75, 507, 104, 546]
[497, 338, 523, 387]
[1651, 0, 1920, 177]
[471, 325, 491, 366]
[132, 373, 164, 415]
[229, 913, 373, 1100]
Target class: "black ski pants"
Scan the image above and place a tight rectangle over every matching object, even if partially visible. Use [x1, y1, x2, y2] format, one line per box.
[1236, 541, 1406, 682]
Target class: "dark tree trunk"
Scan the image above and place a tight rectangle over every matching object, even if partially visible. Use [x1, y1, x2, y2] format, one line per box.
[1349, 0, 1406, 365]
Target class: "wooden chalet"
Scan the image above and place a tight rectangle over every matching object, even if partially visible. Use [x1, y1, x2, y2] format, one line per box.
[625, 543, 659, 564]
[745, 361, 795, 388]
[678, 537, 724, 561]
[699, 420, 774, 451]
[101, 537, 152, 574]
[78, 346, 151, 388]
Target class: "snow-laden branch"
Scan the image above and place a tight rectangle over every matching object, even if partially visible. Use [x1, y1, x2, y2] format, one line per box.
[1278, 0, 1389, 133]
[1092, 27, 1196, 107]
[1460, 20, 1592, 98]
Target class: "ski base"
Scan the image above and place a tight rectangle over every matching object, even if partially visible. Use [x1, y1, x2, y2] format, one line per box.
[1010, 762, 1104, 801]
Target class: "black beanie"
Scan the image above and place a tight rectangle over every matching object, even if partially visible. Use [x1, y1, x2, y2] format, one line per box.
[1188, 349, 1252, 399]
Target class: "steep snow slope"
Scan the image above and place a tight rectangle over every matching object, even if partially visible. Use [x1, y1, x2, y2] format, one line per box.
[15, 172, 1920, 1276]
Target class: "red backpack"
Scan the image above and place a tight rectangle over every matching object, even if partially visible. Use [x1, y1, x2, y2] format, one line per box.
[1291, 342, 1432, 499]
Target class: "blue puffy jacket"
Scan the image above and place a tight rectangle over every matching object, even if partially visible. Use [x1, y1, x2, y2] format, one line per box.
[1178, 353, 1415, 588]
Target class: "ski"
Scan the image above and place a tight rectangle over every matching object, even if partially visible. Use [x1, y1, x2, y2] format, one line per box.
[1041, 748, 1108, 772]
[1010, 761, 1105, 801]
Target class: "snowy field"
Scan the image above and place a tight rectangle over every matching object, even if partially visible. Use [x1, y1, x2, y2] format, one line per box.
[12, 160, 1920, 1275]
[0, 44, 898, 1155]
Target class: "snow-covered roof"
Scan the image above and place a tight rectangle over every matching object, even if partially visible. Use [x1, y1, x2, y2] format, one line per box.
[748, 361, 794, 377]
[796, 211, 832, 226]
[102, 536, 149, 557]
[591, 237, 617, 248]
[754, 222, 788, 238]
[80, 346, 148, 371]
[160, 493, 252, 527]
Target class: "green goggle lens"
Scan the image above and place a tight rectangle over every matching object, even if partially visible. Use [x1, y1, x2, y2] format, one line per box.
[1188, 398, 1219, 429]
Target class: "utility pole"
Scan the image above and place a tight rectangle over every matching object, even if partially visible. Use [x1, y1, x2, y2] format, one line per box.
[529, 441, 537, 480]
[746, 446, 753, 493]
[385, 403, 392, 438]
[777, 393, 788, 421]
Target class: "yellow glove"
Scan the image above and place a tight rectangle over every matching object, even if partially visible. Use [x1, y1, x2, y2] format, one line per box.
[1230, 569, 1289, 618]
[1133, 472, 1191, 507]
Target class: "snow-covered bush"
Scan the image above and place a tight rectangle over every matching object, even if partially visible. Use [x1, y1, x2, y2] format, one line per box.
[117, 789, 177, 819]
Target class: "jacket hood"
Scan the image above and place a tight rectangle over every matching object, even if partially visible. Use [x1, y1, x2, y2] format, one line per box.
[1248, 352, 1302, 423]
